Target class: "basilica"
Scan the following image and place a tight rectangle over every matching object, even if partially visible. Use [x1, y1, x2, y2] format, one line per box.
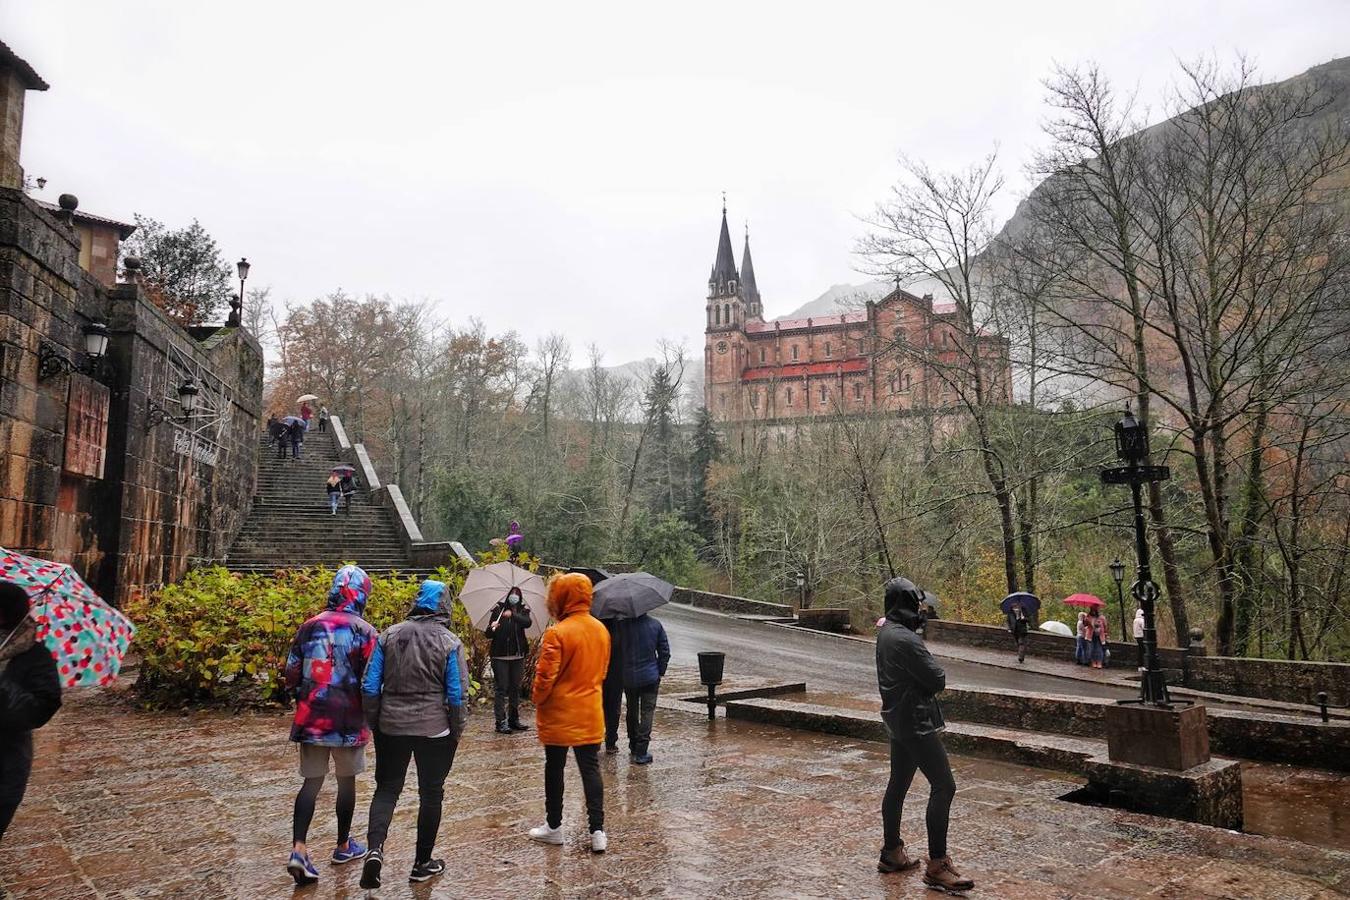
[703, 204, 1012, 428]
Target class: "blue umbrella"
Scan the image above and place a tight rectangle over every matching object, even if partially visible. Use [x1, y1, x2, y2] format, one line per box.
[1000, 592, 1040, 616]
[281, 415, 304, 428]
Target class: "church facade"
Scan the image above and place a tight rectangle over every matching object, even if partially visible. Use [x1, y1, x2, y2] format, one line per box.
[703, 205, 1012, 429]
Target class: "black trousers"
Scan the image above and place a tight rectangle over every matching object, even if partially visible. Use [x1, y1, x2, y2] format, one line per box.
[491, 657, 524, 723]
[624, 684, 658, 754]
[544, 744, 603, 832]
[881, 732, 956, 859]
[0, 733, 33, 840]
[366, 733, 456, 862]
[602, 676, 623, 748]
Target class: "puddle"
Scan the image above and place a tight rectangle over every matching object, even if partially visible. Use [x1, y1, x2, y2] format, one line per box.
[1059, 763, 1350, 852]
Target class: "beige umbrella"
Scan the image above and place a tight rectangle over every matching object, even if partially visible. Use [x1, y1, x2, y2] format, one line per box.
[296, 394, 320, 403]
[459, 562, 549, 639]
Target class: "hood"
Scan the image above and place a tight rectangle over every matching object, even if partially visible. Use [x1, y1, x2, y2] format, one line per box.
[412, 580, 447, 615]
[328, 565, 372, 615]
[547, 572, 593, 619]
[884, 577, 924, 618]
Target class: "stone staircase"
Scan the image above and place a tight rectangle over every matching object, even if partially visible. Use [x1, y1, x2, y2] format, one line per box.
[226, 428, 430, 576]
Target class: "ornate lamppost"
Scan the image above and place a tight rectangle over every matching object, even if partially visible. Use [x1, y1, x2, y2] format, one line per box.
[1100, 406, 1172, 705]
[1109, 557, 1127, 642]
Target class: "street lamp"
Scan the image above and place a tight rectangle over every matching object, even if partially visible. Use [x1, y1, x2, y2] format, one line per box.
[1109, 557, 1127, 642]
[236, 257, 250, 298]
[1101, 404, 1173, 705]
[178, 379, 199, 417]
[795, 570, 806, 609]
[82, 322, 109, 360]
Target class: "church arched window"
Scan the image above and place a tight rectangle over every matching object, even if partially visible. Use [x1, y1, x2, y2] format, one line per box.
[724, 303, 730, 325]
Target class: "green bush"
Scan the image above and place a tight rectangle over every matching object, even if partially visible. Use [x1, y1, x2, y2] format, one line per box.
[126, 549, 545, 708]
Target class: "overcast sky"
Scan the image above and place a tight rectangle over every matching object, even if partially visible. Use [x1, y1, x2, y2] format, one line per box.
[5, 2, 1347, 364]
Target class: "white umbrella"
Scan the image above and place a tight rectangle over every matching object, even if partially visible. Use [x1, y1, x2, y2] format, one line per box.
[459, 562, 548, 639]
[1040, 620, 1073, 637]
[296, 394, 320, 403]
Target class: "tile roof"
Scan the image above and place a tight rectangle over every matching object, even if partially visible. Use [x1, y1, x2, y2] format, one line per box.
[0, 40, 48, 91]
[745, 310, 868, 333]
[36, 200, 137, 239]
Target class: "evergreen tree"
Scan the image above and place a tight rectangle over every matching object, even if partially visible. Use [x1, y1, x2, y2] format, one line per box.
[685, 405, 721, 541]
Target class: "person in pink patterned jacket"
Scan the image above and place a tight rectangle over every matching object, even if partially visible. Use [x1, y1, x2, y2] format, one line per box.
[281, 565, 379, 884]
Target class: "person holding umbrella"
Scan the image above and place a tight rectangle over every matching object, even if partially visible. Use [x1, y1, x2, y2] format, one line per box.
[528, 573, 609, 853]
[1000, 592, 1039, 665]
[0, 582, 61, 841]
[326, 473, 342, 516]
[1065, 594, 1109, 669]
[615, 611, 669, 764]
[300, 400, 314, 430]
[485, 586, 533, 734]
[875, 577, 974, 893]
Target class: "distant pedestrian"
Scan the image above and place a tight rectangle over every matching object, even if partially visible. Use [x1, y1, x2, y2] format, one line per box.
[300, 402, 313, 430]
[528, 573, 609, 853]
[1007, 603, 1030, 664]
[269, 416, 288, 458]
[339, 472, 357, 512]
[1074, 610, 1088, 665]
[0, 582, 61, 842]
[1083, 606, 1109, 669]
[289, 419, 305, 460]
[318, 406, 330, 433]
[615, 613, 669, 764]
[505, 521, 524, 561]
[326, 474, 342, 516]
[359, 580, 469, 890]
[485, 587, 533, 735]
[266, 415, 280, 448]
[602, 618, 623, 753]
[282, 565, 378, 885]
[875, 577, 974, 893]
[1133, 607, 1146, 671]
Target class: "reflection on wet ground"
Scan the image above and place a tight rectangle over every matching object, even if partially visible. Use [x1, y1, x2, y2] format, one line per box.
[3, 670, 1348, 899]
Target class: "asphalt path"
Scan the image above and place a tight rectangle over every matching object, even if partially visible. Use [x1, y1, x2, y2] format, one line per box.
[652, 602, 1135, 701]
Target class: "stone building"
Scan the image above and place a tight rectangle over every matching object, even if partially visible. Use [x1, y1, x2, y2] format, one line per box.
[0, 42, 262, 603]
[703, 204, 1012, 441]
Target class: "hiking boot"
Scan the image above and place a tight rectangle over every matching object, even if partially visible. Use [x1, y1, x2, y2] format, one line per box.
[877, 843, 920, 873]
[495, 721, 513, 734]
[924, 856, 975, 893]
[359, 848, 383, 890]
[409, 858, 445, 883]
[286, 850, 319, 885]
[528, 823, 564, 845]
[631, 753, 653, 765]
[604, 741, 618, 754]
[509, 718, 530, 731]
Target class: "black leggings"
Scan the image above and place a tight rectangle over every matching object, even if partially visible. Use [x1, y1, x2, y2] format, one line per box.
[492, 657, 524, 722]
[292, 775, 356, 845]
[882, 732, 956, 859]
[545, 744, 603, 832]
[366, 733, 456, 863]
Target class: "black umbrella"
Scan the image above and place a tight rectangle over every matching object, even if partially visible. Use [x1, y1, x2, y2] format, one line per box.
[567, 566, 613, 586]
[591, 572, 674, 620]
[1000, 592, 1040, 616]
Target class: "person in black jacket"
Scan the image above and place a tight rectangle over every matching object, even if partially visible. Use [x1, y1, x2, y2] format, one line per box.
[484, 587, 533, 734]
[875, 577, 974, 893]
[0, 582, 62, 841]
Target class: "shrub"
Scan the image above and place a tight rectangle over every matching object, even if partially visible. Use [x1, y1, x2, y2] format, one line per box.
[125, 549, 546, 708]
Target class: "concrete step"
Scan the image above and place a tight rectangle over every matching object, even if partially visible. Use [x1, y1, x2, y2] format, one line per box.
[723, 696, 1104, 776]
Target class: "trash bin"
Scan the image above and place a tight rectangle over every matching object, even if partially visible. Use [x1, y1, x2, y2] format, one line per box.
[697, 651, 725, 687]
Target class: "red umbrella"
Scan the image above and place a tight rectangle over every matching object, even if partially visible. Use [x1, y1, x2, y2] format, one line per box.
[1063, 593, 1105, 608]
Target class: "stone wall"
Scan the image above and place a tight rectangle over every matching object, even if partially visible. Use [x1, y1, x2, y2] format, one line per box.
[1183, 656, 1350, 707]
[671, 587, 794, 618]
[924, 618, 1189, 670]
[0, 187, 262, 603]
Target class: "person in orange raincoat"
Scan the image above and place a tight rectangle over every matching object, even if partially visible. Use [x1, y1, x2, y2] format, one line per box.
[527, 573, 610, 853]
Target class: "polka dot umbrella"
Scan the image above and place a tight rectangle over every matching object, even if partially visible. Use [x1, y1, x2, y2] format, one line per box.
[0, 548, 136, 688]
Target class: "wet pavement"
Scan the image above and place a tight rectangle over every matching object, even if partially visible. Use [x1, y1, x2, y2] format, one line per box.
[3, 675, 1348, 899]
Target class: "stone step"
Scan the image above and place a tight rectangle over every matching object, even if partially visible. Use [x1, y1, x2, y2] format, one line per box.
[723, 696, 1105, 776]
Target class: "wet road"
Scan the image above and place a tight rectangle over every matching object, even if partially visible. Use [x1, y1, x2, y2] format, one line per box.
[653, 603, 1135, 701]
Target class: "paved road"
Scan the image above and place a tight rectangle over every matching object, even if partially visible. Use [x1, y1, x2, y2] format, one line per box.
[652, 603, 1136, 701]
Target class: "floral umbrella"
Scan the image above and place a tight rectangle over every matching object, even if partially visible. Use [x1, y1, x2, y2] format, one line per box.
[0, 548, 136, 687]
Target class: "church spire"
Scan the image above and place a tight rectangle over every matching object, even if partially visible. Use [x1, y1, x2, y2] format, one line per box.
[709, 199, 739, 297]
[740, 223, 761, 318]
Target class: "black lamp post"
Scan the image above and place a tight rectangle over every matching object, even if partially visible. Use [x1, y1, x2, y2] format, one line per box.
[1109, 557, 1127, 642]
[1101, 405, 1172, 705]
[236, 257, 250, 303]
[795, 570, 806, 609]
[178, 378, 199, 417]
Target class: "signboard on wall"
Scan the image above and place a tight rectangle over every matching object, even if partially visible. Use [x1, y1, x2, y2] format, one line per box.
[63, 375, 110, 478]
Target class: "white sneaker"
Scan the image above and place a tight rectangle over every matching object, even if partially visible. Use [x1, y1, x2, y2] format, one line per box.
[590, 830, 607, 853]
[528, 824, 563, 845]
